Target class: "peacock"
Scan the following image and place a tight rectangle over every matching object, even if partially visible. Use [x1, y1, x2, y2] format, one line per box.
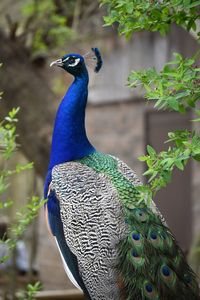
[44, 48, 200, 300]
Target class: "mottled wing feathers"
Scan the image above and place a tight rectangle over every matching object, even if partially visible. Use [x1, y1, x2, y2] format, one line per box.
[51, 160, 127, 300]
[46, 190, 90, 297]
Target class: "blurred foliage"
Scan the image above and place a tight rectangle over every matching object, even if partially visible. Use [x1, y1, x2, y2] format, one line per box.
[21, 0, 74, 54]
[17, 282, 42, 300]
[0, 107, 33, 204]
[52, 77, 67, 96]
[0, 105, 45, 259]
[0, 107, 20, 160]
[0, 64, 45, 298]
[101, 0, 200, 38]
[128, 52, 200, 116]
[4, 196, 46, 256]
[0, 0, 102, 56]
[138, 131, 200, 195]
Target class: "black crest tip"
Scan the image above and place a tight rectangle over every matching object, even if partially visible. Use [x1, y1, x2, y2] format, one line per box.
[91, 47, 103, 73]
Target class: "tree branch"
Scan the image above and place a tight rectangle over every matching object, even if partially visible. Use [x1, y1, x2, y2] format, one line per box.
[5, 14, 18, 40]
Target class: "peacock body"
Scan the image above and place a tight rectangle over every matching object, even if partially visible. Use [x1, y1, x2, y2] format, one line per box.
[45, 48, 200, 300]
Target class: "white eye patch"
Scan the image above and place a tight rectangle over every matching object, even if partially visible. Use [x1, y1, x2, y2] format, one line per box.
[68, 58, 80, 67]
[63, 57, 69, 62]
[62, 57, 80, 67]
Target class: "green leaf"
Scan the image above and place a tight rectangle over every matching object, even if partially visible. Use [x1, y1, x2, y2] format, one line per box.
[192, 117, 200, 122]
[168, 98, 179, 111]
[175, 160, 184, 170]
[187, 1, 200, 8]
[193, 154, 200, 161]
[138, 155, 147, 161]
[126, 2, 134, 14]
[175, 91, 190, 99]
[147, 145, 156, 156]
[143, 169, 154, 176]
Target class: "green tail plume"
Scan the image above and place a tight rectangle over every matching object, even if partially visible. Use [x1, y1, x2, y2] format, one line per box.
[118, 205, 200, 299]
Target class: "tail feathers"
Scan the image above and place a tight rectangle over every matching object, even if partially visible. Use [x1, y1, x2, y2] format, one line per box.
[118, 206, 200, 300]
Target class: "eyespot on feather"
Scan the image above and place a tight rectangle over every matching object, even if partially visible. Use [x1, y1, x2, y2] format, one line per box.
[143, 280, 159, 299]
[132, 232, 140, 241]
[162, 265, 171, 276]
[146, 283, 153, 293]
[129, 249, 145, 268]
[133, 208, 149, 222]
[184, 273, 192, 284]
[129, 230, 144, 252]
[131, 249, 139, 257]
[183, 272, 199, 293]
[150, 232, 157, 240]
[148, 230, 164, 250]
[160, 264, 177, 287]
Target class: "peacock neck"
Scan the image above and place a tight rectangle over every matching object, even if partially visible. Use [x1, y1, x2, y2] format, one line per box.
[48, 71, 95, 171]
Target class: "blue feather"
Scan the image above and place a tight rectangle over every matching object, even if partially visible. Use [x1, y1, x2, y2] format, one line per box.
[91, 47, 103, 73]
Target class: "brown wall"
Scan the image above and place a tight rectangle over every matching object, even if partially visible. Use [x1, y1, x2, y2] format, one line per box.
[87, 101, 144, 177]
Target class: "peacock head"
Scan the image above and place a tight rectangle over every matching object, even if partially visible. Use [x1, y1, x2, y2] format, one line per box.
[50, 48, 102, 77]
[50, 53, 85, 76]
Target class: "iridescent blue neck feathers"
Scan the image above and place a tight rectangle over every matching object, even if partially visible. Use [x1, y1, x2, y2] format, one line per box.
[48, 66, 95, 171]
[45, 49, 102, 195]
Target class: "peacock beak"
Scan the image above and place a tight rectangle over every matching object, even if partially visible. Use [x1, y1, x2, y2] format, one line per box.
[50, 58, 63, 67]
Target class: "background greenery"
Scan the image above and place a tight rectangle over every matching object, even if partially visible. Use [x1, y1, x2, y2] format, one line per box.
[0, 65, 44, 298]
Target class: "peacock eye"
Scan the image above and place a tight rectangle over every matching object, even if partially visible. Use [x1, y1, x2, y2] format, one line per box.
[68, 57, 76, 64]
[62, 55, 81, 67]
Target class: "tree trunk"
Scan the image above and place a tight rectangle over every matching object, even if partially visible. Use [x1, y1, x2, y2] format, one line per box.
[0, 31, 55, 178]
